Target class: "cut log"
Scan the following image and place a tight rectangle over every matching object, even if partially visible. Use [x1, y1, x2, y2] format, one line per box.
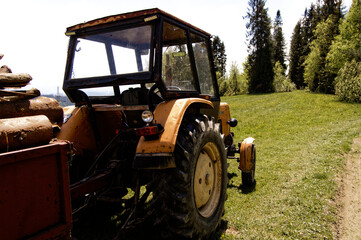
[0, 115, 53, 153]
[0, 88, 40, 101]
[0, 65, 12, 73]
[0, 96, 63, 126]
[0, 73, 32, 88]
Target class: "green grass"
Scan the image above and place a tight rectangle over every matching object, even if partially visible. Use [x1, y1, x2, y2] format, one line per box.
[220, 90, 361, 239]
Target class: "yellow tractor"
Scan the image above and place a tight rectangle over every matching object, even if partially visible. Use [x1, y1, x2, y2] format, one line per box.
[59, 8, 255, 239]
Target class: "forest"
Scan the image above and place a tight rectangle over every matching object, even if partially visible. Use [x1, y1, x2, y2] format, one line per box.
[214, 0, 361, 103]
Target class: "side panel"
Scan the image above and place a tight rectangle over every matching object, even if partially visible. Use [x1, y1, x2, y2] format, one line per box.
[0, 142, 72, 239]
[136, 98, 213, 155]
[57, 106, 98, 156]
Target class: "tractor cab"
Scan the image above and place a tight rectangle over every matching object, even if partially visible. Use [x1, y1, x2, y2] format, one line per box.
[63, 8, 219, 117]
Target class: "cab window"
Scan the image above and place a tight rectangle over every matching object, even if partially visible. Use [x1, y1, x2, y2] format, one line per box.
[161, 22, 196, 91]
[191, 33, 215, 96]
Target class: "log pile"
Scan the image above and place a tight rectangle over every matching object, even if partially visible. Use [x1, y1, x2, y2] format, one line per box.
[0, 54, 63, 153]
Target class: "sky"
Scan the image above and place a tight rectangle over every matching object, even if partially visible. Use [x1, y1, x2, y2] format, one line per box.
[0, 0, 352, 95]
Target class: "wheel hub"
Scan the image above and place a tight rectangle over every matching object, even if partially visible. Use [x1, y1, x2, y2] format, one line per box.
[194, 142, 222, 217]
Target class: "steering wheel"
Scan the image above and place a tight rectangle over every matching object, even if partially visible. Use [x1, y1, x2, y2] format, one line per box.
[148, 84, 163, 111]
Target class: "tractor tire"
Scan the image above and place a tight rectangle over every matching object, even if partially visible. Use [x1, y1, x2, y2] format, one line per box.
[153, 115, 228, 239]
[241, 144, 256, 187]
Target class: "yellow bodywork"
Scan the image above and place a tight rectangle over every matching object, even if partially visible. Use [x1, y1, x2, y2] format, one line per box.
[57, 106, 98, 156]
[136, 98, 213, 155]
[57, 105, 123, 156]
[239, 137, 255, 172]
[218, 103, 231, 136]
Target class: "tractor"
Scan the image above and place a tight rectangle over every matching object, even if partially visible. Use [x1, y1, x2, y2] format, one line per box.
[0, 8, 255, 240]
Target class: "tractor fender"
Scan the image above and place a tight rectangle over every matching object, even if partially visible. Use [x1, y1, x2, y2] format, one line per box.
[238, 137, 256, 172]
[134, 98, 213, 169]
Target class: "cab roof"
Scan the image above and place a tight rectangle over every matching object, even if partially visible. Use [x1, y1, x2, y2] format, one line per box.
[65, 8, 211, 37]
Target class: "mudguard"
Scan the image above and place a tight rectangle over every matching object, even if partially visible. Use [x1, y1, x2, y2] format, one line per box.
[134, 98, 213, 169]
[238, 137, 255, 172]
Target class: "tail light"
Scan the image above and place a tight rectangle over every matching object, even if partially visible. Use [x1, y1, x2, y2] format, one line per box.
[136, 124, 164, 139]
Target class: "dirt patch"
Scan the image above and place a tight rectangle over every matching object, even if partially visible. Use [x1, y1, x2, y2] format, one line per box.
[226, 226, 240, 237]
[335, 137, 361, 240]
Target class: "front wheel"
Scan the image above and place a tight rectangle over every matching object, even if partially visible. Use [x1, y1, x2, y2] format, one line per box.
[154, 115, 228, 239]
[241, 144, 256, 187]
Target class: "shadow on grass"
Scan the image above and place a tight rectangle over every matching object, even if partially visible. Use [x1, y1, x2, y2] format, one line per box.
[209, 220, 229, 240]
[72, 173, 244, 240]
[227, 172, 238, 181]
[228, 180, 257, 194]
[72, 203, 118, 240]
[72, 202, 232, 240]
[238, 181, 257, 194]
[227, 172, 257, 194]
[72, 203, 161, 240]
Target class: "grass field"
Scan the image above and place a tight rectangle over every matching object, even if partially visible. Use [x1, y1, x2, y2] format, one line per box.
[220, 90, 361, 239]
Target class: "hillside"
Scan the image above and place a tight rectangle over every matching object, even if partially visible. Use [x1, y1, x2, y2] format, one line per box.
[220, 90, 361, 239]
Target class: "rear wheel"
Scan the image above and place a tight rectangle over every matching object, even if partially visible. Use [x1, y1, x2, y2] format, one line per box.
[154, 115, 228, 239]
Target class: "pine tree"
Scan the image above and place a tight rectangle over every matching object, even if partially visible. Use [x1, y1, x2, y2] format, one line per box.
[301, 4, 320, 58]
[211, 35, 227, 79]
[288, 4, 321, 89]
[272, 10, 286, 70]
[320, 0, 343, 20]
[245, 0, 274, 93]
[289, 21, 304, 88]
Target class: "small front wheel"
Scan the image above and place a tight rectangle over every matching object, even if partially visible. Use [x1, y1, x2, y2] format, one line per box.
[241, 144, 256, 187]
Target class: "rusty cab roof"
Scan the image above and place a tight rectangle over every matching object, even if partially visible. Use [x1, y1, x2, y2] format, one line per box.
[65, 8, 211, 37]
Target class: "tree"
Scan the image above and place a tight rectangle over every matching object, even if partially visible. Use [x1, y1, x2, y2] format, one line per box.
[245, 0, 274, 93]
[238, 61, 250, 94]
[289, 4, 321, 89]
[327, 0, 361, 75]
[304, 15, 340, 93]
[272, 10, 286, 70]
[334, 59, 361, 103]
[302, 4, 320, 48]
[289, 20, 304, 88]
[302, 0, 343, 93]
[273, 61, 296, 92]
[320, 0, 343, 20]
[226, 62, 240, 96]
[301, 4, 322, 64]
[211, 35, 227, 79]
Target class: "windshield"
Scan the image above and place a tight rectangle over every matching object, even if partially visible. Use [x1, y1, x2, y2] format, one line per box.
[71, 25, 152, 79]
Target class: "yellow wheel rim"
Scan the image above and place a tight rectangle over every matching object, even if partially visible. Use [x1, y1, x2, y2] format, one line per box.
[194, 142, 222, 218]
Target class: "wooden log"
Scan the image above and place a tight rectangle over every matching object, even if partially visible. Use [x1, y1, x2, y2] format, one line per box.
[0, 115, 53, 153]
[0, 73, 32, 88]
[0, 65, 12, 73]
[0, 88, 40, 101]
[0, 96, 63, 126]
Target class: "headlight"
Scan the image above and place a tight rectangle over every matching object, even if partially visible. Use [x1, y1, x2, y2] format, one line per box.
[141, 110, 154, 123]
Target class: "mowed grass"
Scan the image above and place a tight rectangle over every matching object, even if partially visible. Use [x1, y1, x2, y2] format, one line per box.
[220, 90, 361, 239]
